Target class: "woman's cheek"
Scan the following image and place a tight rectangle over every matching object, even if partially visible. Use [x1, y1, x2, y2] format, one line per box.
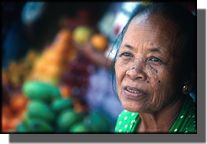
[145, 64, 164, 106]
[116, 60, 129, 78]
[115, 61, 124, 87]
[115, 61, 130, 94]
[145, 64, 161, 85]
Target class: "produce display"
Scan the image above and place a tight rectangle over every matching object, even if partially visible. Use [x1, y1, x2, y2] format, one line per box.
[2, 94, 28, 132]
[14, 80, 112, 132]
[60, 54, 91, 101]
[2, 50, 39, 132]
[2, 20, 115, 133]
[2, 50, 39, 91]
[16, 80, 70, 132]
[29, 29, 77, 85]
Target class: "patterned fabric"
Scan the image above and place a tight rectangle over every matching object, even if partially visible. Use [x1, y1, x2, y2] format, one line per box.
[115, 96, 196, 133]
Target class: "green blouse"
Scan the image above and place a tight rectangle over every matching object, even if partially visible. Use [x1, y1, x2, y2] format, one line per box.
[115, 96, 196, 133]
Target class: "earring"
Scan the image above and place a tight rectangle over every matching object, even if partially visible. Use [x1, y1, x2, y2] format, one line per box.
[182, 82, 192, 95]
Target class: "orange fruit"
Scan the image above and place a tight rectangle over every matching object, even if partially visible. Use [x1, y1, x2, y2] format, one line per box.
[90, 34, 108, 52]
[10, 95, 28, 112]
[73, 99, 87, 113]
[2, 116, 10, 132]
[9, 117, 22, 130]
[2, 106, 12, 118]
[60, 85, 72, 98]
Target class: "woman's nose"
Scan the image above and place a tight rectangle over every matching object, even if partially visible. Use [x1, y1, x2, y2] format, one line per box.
[126, 63, 147, 81]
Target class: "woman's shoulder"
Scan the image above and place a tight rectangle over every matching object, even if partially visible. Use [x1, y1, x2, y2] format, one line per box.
[115, 109, 139, 133]
[169, 95, 197, 133]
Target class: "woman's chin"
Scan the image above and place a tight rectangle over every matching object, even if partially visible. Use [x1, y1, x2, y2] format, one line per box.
[122, 101, 143, 112]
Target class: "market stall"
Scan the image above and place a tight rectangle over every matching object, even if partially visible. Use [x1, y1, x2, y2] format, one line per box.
[2, 2, 126, 133]
[3, 1, 195, 133]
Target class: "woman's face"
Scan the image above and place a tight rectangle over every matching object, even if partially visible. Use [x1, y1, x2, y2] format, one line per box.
[115, 14, 182, 113]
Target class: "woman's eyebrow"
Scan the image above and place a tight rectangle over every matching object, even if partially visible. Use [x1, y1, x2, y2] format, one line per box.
[147, 47, 161, 53]
[123, 44, 135, 50]
[123, 44, 162, 53]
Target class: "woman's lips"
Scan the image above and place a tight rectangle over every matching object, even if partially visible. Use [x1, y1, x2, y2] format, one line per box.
[122, 86, 147, 100]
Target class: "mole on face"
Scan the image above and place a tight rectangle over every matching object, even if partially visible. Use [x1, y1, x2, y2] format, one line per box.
[145, 64, 160, 88]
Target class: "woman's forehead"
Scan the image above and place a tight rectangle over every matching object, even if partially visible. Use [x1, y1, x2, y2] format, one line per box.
[130, 13, 178, 36]
[122, 14, 179, 51]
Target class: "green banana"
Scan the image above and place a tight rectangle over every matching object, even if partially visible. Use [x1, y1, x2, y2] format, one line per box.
[22, 80, 61, 103]
[51, 98, 73, 114]
[27, 100, 55, 123]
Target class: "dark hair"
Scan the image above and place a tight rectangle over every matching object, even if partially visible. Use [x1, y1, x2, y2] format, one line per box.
[111, 2, 196, 96]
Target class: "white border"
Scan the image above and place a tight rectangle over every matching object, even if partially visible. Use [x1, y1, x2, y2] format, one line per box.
[198, 0, 207, 9]
[0, 134, 9, 144]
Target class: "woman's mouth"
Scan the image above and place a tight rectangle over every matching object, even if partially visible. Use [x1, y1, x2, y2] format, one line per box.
[123, 86, 147, 100]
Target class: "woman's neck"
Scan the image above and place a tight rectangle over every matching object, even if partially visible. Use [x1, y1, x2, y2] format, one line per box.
[137, 97, 184, 133]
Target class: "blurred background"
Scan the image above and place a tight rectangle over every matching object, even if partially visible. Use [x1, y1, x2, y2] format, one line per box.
[2, 2, 196, 133]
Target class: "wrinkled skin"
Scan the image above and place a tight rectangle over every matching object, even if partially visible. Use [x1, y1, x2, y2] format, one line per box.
[115, 13, 183, 114]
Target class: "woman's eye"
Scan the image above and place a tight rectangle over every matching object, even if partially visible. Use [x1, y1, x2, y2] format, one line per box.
[119, 52, 133, 58]
[147, 57, 162, 63]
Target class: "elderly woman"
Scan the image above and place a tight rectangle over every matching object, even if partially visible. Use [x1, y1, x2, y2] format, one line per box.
[114, 3, 196, 133]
